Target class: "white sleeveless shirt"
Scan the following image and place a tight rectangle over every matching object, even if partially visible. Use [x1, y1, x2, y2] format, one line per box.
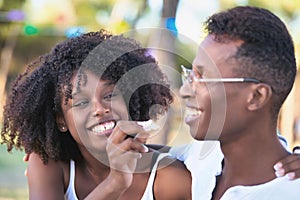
[64, 153, 171, 200]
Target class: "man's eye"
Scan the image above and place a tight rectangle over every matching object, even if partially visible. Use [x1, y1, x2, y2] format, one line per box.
[194, 70, 204, 79]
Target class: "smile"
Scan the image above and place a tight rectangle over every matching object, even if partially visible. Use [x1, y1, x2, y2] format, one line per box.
[185, 107, 202, 117]
[90, 121, 116, 135]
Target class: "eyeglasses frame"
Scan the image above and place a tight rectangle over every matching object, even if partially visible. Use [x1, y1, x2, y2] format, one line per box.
[181, 65, 261, 84]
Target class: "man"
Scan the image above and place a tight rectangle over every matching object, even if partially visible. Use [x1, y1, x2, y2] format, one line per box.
[179, 6, 300, 199]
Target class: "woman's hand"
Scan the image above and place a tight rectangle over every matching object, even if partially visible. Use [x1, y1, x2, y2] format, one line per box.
[274, 146, 300, 180]
[105, 120, 150, 189]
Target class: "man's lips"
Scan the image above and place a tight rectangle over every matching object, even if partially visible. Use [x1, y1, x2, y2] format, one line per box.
[185, 106, 202, 117]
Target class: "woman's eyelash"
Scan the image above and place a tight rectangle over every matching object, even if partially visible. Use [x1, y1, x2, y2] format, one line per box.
[72, 100, 89, 107]
[104, 92, 117, 99]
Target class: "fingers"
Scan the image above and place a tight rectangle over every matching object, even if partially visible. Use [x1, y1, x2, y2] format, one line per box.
[274, 154, 300, 180]
[108, 121, 150, 153]
[128, 137, 149, 153]
[110, 121, 144, 142]
[106, 136, 142, 173]
[107, 137, 145, 158]
[23, 154, 30, 177]
[134, 131, 150, 144]
[23, 154, 30, 162]
[108, 134, 149, 154]
[105, 120, 152, 173]
[293, 146, 300, 154]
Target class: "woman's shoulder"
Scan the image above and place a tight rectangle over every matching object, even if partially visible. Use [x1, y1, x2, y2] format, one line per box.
[26, 153, 71, 198]
[157, 154, 191, 178]
[154, 154, 192, 199]
[28, 152, 69, 171]
[27, 152, 70, 188]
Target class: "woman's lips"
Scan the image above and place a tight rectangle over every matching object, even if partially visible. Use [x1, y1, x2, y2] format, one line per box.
[90, 120, 116, 136]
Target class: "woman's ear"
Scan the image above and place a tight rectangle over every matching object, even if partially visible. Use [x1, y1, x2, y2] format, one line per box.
[56, 113, 68, 132]
[247, 84, 272, 111]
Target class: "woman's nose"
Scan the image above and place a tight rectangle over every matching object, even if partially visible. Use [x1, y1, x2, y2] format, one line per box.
[92, 101, 110, 117]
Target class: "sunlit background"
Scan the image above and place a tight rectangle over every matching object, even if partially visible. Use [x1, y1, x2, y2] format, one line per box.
[0, 0, 300, 199]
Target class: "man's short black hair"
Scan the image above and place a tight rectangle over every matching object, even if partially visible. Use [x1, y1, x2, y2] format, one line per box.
[205, 6, 296, 118]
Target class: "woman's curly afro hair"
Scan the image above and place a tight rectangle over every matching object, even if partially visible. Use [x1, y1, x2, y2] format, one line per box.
[1, 29, 173, 163]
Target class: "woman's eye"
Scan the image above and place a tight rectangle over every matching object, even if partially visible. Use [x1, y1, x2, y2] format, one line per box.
[72, 100, 89, 107]
[103, 92, 117, 100]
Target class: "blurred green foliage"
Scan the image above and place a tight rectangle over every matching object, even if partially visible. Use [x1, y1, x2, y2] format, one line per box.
[0, 144, 28, 199]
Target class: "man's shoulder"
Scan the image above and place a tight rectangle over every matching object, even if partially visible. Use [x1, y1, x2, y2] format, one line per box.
[222, 176, 300, 200]
[270, 176, 300, 194]
[253, 177, 300, 199]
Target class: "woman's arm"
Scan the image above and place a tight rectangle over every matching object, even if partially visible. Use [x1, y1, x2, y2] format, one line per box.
[27, 153, 65, 200]
[154, 157, 192, 200]
[27, 153, 130, 200]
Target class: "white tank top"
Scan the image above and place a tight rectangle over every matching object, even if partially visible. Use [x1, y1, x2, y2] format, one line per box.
[64, 152, 171, 200]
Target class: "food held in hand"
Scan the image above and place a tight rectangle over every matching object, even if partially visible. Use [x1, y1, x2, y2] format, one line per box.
[137, 120, 160, 132]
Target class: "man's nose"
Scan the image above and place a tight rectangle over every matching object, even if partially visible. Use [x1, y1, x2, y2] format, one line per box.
[179, 81, 194, 99]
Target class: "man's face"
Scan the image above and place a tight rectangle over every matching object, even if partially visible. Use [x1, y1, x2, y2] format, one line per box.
[180, 35, 249, 142]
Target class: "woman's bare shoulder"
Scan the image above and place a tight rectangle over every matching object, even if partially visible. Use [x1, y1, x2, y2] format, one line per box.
[28, 152, 68, 174]
[27, 153, 69, 199]
[154, 155, 192, 200]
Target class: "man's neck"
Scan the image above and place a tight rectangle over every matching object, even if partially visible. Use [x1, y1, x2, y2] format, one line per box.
[212, 130, 289, 199]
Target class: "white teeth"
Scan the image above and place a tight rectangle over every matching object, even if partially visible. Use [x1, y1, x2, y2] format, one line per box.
[91, 121, 115, 133]
[185, 107, 202, 116]
[137, 120, 160, 131]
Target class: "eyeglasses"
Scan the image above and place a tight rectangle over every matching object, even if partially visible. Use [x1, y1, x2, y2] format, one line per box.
[181, 65, 261, 84]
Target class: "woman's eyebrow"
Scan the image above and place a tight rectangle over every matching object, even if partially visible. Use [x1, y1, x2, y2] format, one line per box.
[71, 89, 82, 97]
[71, 92, 80, 99]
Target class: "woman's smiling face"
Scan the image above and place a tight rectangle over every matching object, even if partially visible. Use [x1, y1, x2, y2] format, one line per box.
[59, 70, 129, 154]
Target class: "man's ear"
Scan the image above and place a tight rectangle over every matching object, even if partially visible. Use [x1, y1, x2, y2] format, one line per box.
[56, 113, 68, 132]
[247, 84, 272, 111]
